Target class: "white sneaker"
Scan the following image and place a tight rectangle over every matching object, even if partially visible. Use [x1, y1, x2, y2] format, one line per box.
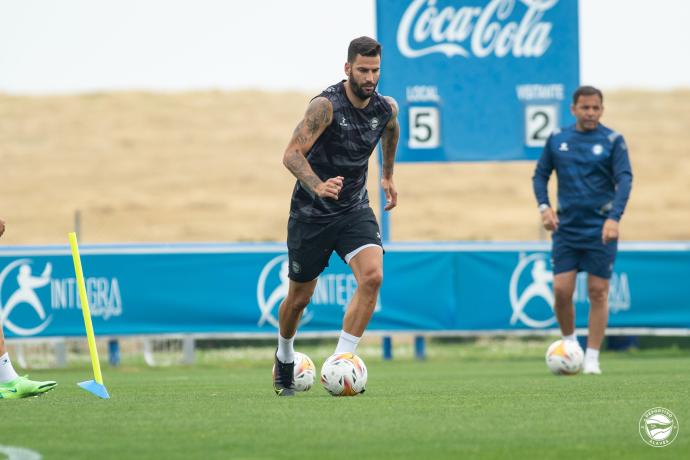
[583, 360, 602, 375]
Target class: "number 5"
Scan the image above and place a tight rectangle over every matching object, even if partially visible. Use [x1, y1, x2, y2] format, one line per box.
[409, 107, 440, 149]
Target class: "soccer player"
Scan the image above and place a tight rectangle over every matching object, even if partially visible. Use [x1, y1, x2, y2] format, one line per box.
[532, 86, 633, 375]
[273, 36, 399, 396]
[0, 218, 58, 399]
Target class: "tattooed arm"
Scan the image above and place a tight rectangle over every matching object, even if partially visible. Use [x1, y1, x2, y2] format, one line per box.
[282, 97, 343, 199]
[381, 96, 400, 210]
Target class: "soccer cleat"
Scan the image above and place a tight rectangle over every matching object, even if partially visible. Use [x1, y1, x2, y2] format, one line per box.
[583, 360, 602, 375]
[0, 375, 58, 399]
[273, 353, 295, 397]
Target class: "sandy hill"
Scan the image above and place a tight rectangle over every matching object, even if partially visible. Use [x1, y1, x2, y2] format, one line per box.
[1, 90, 689, 245]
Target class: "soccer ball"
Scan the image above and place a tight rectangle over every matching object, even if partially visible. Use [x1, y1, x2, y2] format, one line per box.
[272, 352, 316, 391]
[545, 339, 584, 375]
[320, 352, 368, 396]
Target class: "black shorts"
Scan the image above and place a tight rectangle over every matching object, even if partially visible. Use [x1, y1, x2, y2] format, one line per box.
[551, 237, 618, 280]
[287, 207, 383, 282]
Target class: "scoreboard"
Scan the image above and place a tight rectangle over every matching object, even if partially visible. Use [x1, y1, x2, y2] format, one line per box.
[376, 0, 580, 162]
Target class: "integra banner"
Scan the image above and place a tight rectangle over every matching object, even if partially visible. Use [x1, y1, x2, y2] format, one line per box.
[1, 242, 688, 338]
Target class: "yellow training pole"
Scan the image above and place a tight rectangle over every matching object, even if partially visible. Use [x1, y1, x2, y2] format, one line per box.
[69, 232, 104, 385]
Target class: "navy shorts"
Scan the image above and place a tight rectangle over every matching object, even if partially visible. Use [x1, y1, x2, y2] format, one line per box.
[551, 237, 618, 279]
[287, 207, 383, 282]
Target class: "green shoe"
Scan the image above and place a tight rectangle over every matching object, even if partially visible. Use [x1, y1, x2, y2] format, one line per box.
[0, 375, 58, 399]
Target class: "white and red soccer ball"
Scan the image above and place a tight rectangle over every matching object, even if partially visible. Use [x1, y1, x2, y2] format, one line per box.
[545, 339, 584, 375]
[320, 352, 368, 396]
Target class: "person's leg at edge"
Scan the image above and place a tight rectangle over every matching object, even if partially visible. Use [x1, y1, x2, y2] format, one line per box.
[0, 327, 19, 383]
[583, 274, 609, 374]
[0, 218, 18, 384]
[0, 220, 54, 398]
[0, 323, 57, 399]
[553, 270, 578, 342]
[336, 246, 383, 354]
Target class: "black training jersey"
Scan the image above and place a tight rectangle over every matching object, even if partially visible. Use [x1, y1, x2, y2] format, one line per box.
[289, 81, 393, 223]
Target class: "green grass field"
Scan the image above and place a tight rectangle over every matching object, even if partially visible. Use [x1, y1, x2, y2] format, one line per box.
[1, 341, 689, 460]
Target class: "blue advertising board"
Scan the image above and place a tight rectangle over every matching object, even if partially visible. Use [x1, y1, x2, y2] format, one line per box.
[375, 0, 580, 161]
[1, 242, 688, 339]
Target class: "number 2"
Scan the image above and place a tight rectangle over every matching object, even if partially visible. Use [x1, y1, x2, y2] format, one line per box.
[525, 105, 557, 147]
[531, 111, 549, 141]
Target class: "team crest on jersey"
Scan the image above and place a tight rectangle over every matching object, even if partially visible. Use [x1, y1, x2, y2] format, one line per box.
[370, 117, 380, 130]
[592, 144, 604, 155]
[339, 116, 348, 127]
[558, 142, 568, 152]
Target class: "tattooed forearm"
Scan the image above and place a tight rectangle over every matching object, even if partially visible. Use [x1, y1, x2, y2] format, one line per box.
[381, 96, 399, 179]
[381, 118, 399, 180]
[283, 97, 333, 190]
[284, 149, 322, 191]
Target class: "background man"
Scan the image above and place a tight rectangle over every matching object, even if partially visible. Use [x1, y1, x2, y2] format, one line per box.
[532, 86, 633, 374]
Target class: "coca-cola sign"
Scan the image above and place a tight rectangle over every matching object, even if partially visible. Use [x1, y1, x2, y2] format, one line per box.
[377, 0, 578, 161]
[397, 0, 558, 58]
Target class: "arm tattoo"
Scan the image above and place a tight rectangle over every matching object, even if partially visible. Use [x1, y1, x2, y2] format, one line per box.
[284, 150, 322, 191]
[292, 121, 308, 145]
[304, 98, 331, 136]
[283, 98, 333, 192]
[381, 97, 399, 179]
[292, 98, 331, 145]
